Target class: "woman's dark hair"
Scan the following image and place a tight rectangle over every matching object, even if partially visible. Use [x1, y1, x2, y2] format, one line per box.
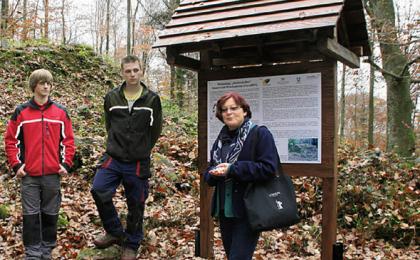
[215, 91, 252, 122]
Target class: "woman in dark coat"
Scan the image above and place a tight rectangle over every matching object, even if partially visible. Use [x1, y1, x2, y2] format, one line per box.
[204, 91, 280, 260]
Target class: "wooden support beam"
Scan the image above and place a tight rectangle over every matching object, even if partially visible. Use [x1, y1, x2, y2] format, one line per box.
[321, 176, 338, 260]
[350, 46, 364, 57]
[212, 51, 323, 67]
[198, 50, 214, 258]
[317, 37, 360, 68]
[167, 47, 201, 71]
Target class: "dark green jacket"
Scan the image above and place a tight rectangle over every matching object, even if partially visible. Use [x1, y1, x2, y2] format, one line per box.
[104, 82, 162, 175]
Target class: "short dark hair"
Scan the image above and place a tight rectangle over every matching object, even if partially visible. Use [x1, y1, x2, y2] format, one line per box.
[28, 69, 53, 92]
[121, 55, 141, 70]
[215, 91, 252, 122]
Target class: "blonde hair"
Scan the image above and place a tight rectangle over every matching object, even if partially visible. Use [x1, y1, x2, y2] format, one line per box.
[28, 69, 53, 92]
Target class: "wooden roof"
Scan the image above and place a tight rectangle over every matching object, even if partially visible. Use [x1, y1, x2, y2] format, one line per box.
[154, 0, 370, 57]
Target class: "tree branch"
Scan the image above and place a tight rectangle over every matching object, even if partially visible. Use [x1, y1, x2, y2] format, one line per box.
[363, 57, 404, 80]
[400, 55, 420, 78]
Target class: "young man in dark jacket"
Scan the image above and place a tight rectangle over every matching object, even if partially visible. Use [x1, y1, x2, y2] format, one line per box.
[4, 69, 75, 259]
[91, 55, 162, 260]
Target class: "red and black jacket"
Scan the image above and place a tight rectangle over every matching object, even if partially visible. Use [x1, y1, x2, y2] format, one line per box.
[4, 98, 75, 176]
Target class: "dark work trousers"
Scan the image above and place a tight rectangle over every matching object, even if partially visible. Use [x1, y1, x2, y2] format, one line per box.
[21, 175, 61, 260]
[91, 157, 149, 251]
[219, 214, 260, 260]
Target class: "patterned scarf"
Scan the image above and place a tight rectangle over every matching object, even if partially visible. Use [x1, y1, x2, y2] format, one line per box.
[213, 119, 254, 165]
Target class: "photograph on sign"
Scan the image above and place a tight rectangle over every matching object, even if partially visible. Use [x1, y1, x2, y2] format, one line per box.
[207, 73, 322, 164]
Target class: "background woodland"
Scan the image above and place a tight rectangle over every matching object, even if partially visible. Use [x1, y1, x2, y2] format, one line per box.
[0, 0, 419, 259]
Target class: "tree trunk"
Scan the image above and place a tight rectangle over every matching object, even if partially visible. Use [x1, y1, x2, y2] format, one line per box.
[176, 67, 185, 108]
[33, 0, 39, 38]
[126, 0, 131, 55]
[61, 0, 66, 44]
[22, 0, 27, 40]
[105, 0, 110, 54]
[132, 0, 140, 55]
[43, 0, 49, 39]
[170, 65, 175, 100]
[339, 65, 346, 142]
[368, 61, 375, 148]
[1, 0, 9, 47]
[113, 24, 117, 58]
[353, 87, 358, 143]
[365, 0, 415, 156]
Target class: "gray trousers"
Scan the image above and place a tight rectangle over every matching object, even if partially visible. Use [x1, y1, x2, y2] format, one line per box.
[21, 175, 61, 260]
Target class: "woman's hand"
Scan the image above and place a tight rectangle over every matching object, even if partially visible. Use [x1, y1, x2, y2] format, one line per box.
[209, 163, 230, 176]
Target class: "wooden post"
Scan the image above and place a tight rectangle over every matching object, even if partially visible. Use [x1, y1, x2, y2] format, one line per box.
[199, 174, 214, 258]
[321, 60, 338, 260]
[198, 51, 214, 258]
[321, 176, 338, 260]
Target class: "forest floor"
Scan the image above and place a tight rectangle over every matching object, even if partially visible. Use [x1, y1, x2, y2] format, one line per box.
[0, 44, 418, 259]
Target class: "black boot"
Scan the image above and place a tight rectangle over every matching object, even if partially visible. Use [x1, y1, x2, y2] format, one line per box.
[23, 213, 41, 246]
[23, 213, 42, 259]
[41, 212, 58, 246]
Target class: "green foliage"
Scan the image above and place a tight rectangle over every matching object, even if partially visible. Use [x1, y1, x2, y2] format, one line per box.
[0, 204, 10, 219]
[57, 210, 69, 229]
[162, 98, 197, 137]
[9, 38, 50, 48]
[77, 245, 121, 260]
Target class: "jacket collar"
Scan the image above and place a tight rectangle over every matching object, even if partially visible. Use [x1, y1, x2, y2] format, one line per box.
[118, 81, 149, 100]
[29, 97, 53, 110]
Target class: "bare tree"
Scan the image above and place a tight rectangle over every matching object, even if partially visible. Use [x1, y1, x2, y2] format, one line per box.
[1, 0, 9, 47]
[22, 0, 28, 40]
[367, 61, 375, 148]
[126, 0, 131, 55]
[363, 0, 416, 156]
[61, 0, 66, 44]
[131, 0, 140, 53]
[339, 65, 347, 142]
[43, 0, 49, 39]
[105, 0, 110, 54]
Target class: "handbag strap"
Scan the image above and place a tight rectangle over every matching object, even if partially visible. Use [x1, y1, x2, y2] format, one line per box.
[250, 125, 284, 176]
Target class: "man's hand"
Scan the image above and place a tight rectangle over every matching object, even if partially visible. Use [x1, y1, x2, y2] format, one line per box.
[16, 164, 26, 178]
[58, 164, 68, 175]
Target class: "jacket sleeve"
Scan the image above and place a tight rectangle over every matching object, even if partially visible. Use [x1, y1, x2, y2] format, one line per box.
[203, 141, 225, 186]
[104, 95, 111, 133]
[228, 126, 279, 182]
[150, 95, 163, 147]
[61, 111, 76, 172]
[4, 109, 23, 173]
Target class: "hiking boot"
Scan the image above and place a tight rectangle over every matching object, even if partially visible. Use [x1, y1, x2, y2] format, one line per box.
[93, 233, 119, 249]
[121, 247, 137, 260]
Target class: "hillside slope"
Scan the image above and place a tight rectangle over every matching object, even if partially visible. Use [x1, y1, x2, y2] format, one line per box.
[0, 44, 417, 260]
[0, 44, 121, 174]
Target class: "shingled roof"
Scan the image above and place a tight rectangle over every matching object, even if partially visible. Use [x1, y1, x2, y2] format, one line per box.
[154, 0, 370, 57]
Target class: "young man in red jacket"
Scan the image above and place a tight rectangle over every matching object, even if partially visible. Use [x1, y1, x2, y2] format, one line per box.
[4, 69, 75, 259]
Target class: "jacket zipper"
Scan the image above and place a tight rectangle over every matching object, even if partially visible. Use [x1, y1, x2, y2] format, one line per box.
[41, 111, 45, 175]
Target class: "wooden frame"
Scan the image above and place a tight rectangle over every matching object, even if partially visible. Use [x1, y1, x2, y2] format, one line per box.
[155, 2, 369, 259]
[197, 59, 338, 259]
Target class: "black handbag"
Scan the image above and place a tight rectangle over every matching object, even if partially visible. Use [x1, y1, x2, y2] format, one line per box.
[243, 126, 300, 232]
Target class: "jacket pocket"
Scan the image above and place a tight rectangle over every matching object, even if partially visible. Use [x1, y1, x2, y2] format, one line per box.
[137, 160, 151, 179]
[97, 154, 112, 169]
